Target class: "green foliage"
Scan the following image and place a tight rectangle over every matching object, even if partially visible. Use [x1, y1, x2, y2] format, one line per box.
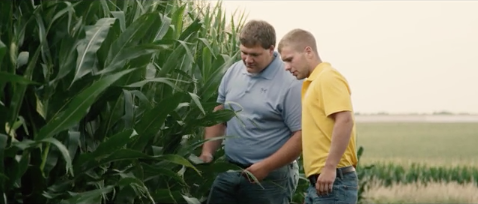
[364, 162, 478, 187]
[0, 0, 246, 203]
[356, 146, 375, 204]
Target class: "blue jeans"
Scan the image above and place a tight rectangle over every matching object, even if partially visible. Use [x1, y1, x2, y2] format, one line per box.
[304, 171, 358, 204]
[207, 161, 299, 204]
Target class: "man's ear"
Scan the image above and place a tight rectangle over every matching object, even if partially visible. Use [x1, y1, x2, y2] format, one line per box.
[304, 46, 314, 58]
[269, 45, 275, 53]
[304, 46, 312, 54]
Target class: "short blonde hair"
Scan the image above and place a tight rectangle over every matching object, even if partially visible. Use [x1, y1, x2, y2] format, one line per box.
[240, 20, 276, 49]
[278, 28, 318, 53]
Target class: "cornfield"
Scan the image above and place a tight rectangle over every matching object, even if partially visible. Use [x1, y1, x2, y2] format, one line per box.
[0, 0, 248, 203]
[364, 162, 478, 187]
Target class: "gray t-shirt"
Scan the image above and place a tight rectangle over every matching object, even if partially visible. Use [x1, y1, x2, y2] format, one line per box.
[217, 52, 303, 164]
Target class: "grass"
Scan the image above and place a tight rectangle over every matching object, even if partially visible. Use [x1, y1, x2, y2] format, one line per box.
[356, 122, 478, 166]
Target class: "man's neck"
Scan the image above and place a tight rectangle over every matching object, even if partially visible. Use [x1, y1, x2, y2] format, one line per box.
[257, 54, 276, 73]
[308, 59, 323, 74]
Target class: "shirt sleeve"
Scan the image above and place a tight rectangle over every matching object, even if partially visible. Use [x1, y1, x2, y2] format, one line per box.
[282, 79, 303, 132]
[217, 75, 227, 104]
[318, 71, 354, 117]
[217, 66, 233, 104]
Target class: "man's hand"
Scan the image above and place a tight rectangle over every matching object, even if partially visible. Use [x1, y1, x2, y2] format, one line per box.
[316, 166, 336, 195]
[242, 130, 301, 183]
[242, 161, 272, 183]
[199, 152, 214, 163]
[201, 104, 226, 163]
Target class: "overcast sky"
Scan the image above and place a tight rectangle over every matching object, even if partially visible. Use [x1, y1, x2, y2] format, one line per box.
[214, 1, 478, 114]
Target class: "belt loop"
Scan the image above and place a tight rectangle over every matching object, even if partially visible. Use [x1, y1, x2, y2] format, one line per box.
[338, 167, 344, 179]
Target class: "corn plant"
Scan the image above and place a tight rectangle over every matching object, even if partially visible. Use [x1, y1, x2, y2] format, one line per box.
[356, 146, 375, 204]
[0, 0, 246, 203]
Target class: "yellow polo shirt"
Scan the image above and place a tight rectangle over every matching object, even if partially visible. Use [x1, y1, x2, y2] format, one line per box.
[301, 62, 358, 177]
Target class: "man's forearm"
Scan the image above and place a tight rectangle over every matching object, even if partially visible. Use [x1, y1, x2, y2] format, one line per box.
[324, 112, 354, 169]
[261, 130, 302, 171]
[202, 124, 226, 155]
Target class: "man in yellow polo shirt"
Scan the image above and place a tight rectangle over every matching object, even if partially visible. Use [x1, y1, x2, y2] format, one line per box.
[278, 28, 358, 204]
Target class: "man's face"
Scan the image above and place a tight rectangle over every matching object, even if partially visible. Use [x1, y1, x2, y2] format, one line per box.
[280, 46, 309, 80]
[240, 44, 274, 73]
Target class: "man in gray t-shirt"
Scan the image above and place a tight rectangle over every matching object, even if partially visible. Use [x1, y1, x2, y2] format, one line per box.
[200, 20, 303, 204]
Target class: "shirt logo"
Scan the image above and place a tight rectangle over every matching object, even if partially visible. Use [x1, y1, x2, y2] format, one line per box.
[260, 88, 267, 93]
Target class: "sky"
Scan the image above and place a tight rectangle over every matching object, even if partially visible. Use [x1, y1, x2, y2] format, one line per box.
[211, 1, 478, 114]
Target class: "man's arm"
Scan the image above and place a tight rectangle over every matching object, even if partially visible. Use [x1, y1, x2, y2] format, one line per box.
[260, 130, 302, 171]
[314, 70, 355, 194]
[200, 65, 232, 161]
[324, 111, 354, 170]
[201, 105, 227, 157]
[320, 71, 355, 170]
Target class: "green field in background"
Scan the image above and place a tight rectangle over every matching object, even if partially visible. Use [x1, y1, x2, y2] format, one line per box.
[356, 122, 478, 166]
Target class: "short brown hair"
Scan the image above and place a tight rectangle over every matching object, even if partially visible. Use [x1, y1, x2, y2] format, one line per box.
[239, 20, 276, 49]
[278, 28, 318, 53]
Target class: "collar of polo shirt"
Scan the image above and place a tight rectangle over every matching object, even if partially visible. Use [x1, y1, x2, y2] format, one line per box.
[305, 62, 331, 81]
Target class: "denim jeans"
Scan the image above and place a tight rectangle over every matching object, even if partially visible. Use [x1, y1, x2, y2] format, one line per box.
[304, 171, 358, 204]
[207, 161, 299, 204]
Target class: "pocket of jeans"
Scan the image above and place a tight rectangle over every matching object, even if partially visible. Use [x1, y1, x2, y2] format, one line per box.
[313, 185, 337, 200]
[264, 165, 289, 182]
[317, 190, 336, 199]
[339, 173, 359, 190]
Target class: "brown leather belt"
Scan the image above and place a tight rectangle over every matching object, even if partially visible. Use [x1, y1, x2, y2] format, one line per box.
[307, 166, 355, 186]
